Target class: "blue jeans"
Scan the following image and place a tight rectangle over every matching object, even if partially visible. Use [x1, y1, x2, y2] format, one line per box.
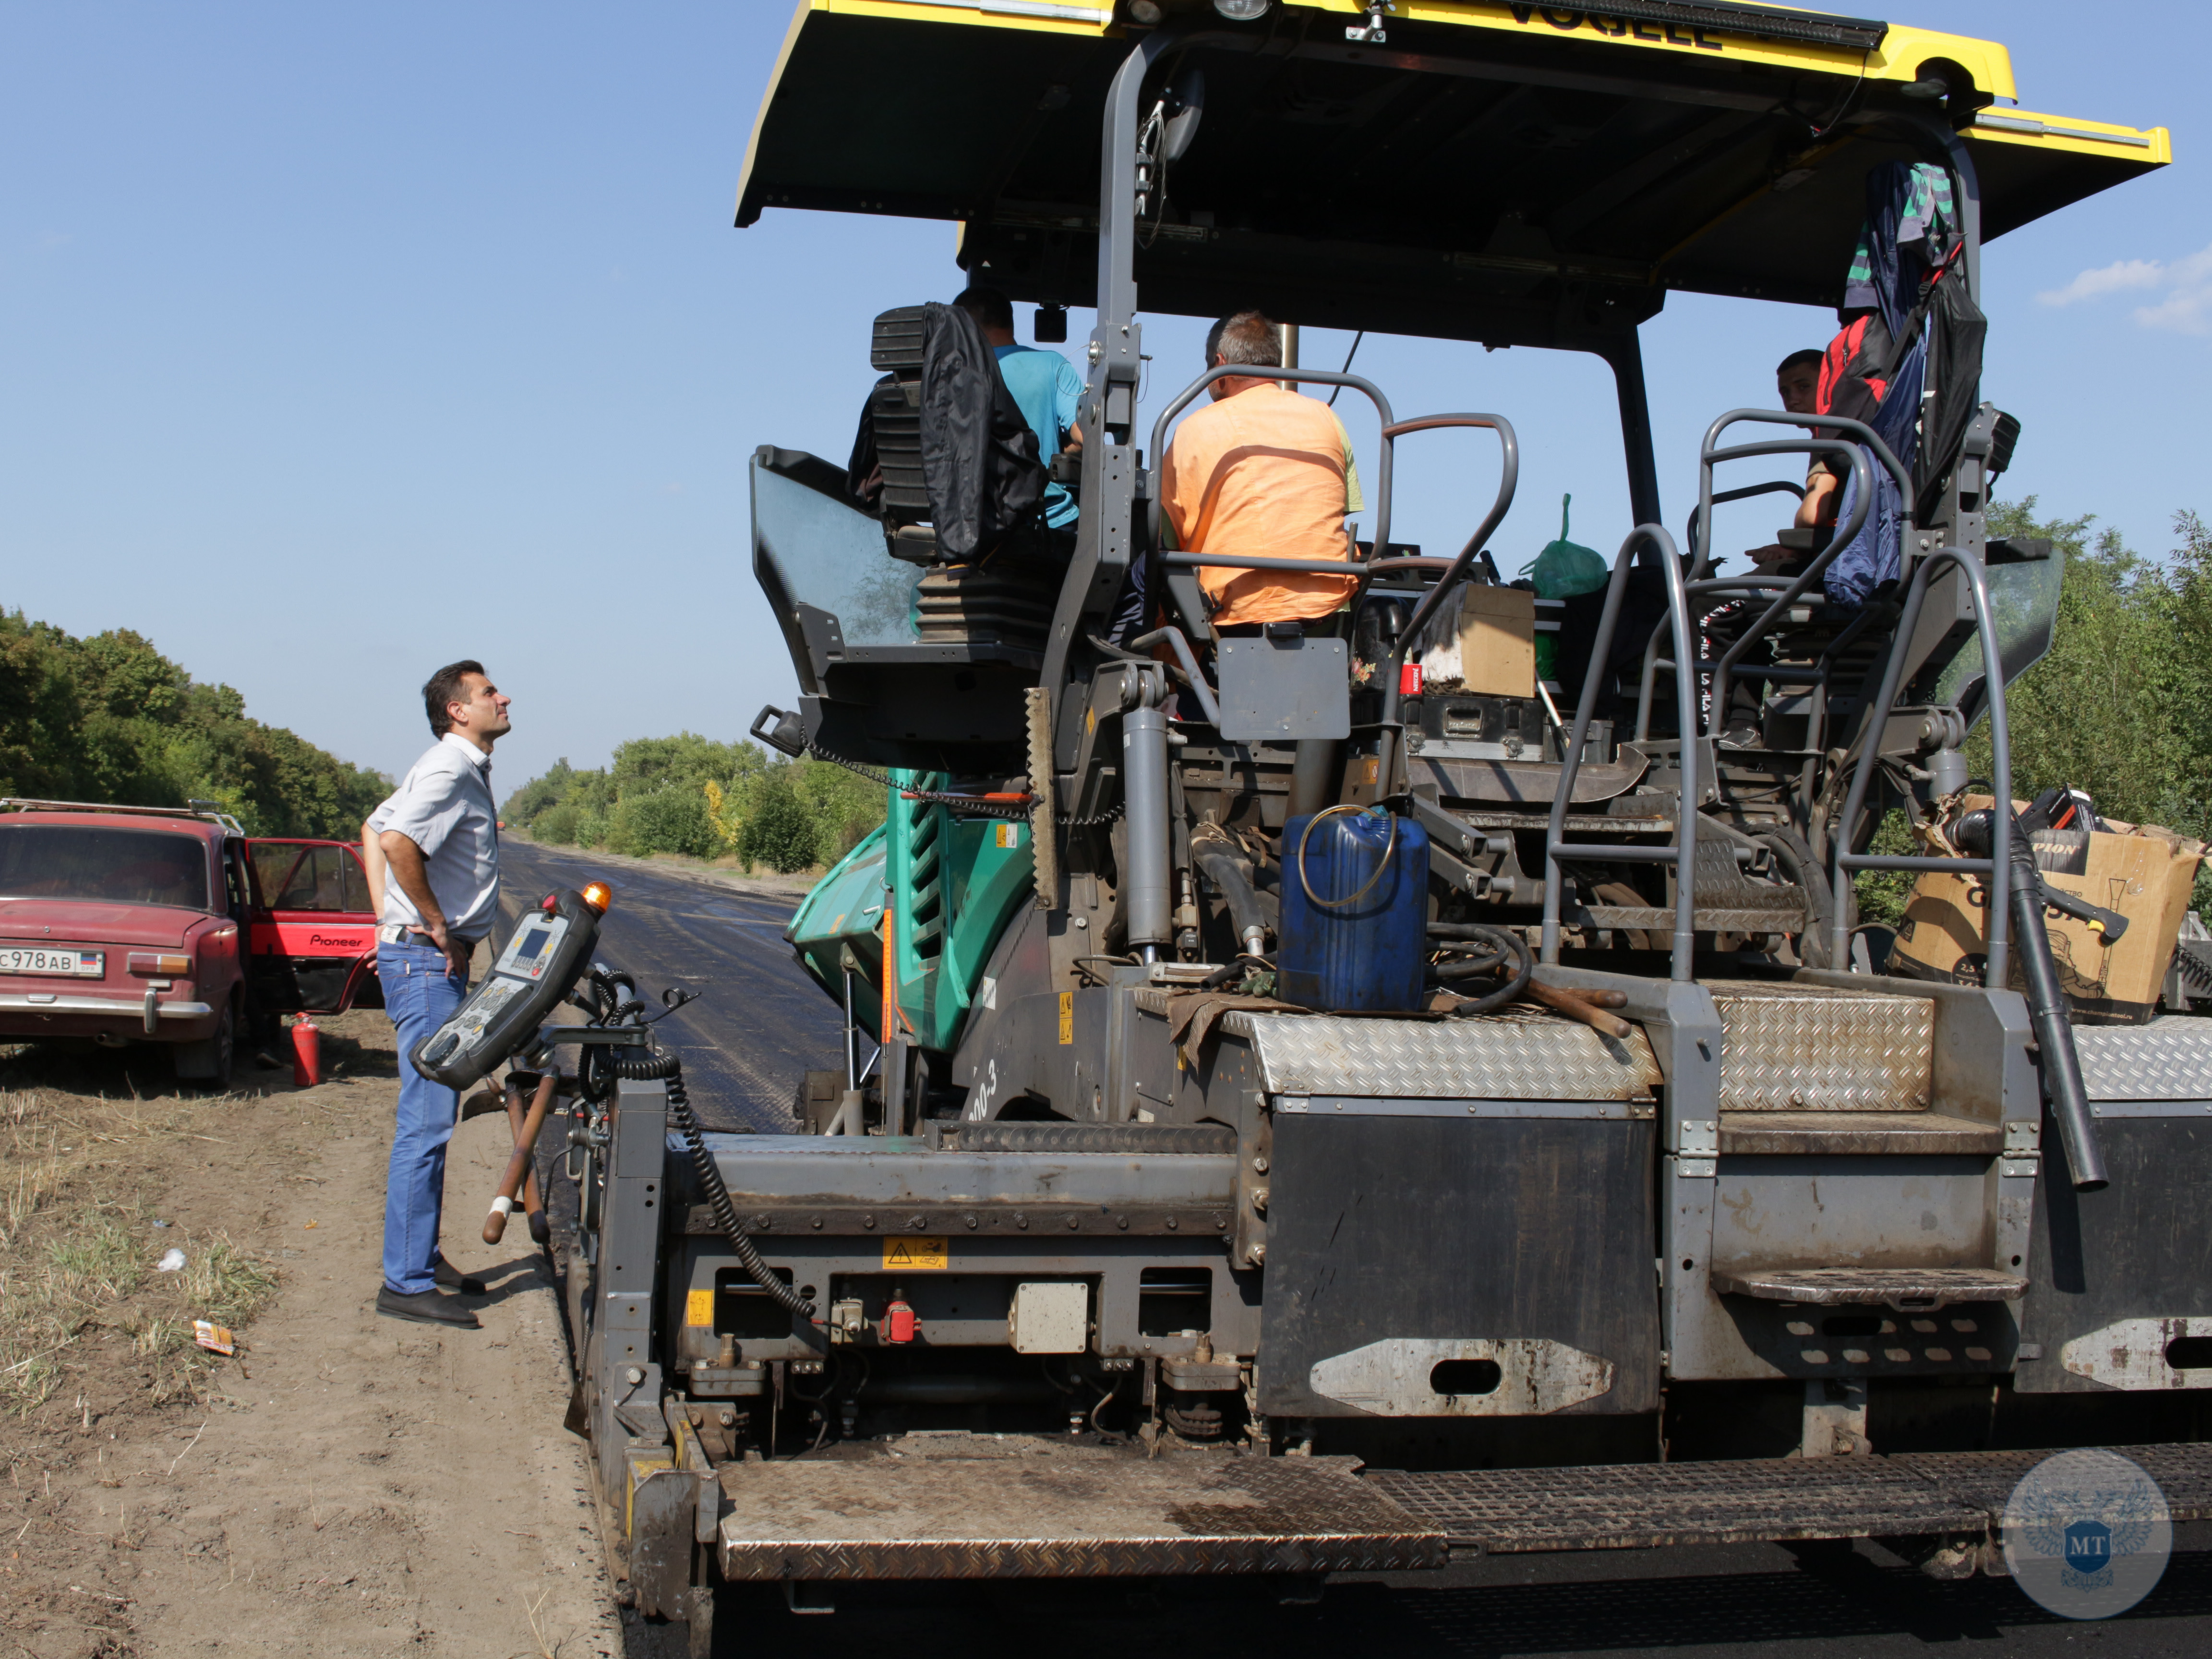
[379, 938, 469, 1295]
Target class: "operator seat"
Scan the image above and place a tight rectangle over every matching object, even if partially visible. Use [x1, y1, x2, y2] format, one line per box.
[849, 304, 1049, 569]
[848, 304, 1060, 655]
[747, 306, 1063, 776]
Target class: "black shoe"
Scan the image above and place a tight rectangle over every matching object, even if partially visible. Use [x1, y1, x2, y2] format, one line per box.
[432, 1260, 487, 1296]
[377, 1286, 481, 1328]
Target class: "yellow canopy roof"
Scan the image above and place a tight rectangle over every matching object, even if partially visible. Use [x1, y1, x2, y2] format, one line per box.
[739, 2, 2168, 341]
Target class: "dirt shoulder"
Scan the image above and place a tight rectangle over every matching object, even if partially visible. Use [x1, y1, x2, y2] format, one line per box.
[0, 1011, 623, 1658]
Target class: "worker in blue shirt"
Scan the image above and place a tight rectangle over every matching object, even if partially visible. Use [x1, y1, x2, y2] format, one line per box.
[954, 285, 1083, 546]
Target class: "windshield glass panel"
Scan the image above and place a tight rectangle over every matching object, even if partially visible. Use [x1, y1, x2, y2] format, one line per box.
[0, 827, 212, 910]
[254, 843, 369, 913]
[1931, 549, 2068, 722]
[752, 462, 921, 649]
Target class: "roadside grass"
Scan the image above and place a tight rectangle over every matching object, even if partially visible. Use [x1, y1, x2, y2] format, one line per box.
[0, 1064, 280, 1413]
[126, 1240, 280, 1402]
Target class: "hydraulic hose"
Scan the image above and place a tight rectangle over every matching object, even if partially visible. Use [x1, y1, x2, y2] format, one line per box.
[613, 1049, 818, 1319]
[1192, 835, 1268, 957]
[1758, 827, 1839, 969]
[2001, 815, 2108, 1191]
[1427, 922, 1533, 1013]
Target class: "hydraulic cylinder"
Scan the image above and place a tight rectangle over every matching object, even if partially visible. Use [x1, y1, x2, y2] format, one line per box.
[1123, 707, 1172, 953]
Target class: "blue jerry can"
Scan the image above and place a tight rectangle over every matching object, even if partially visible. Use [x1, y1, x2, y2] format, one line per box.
[1277, 807, 1429, 1012]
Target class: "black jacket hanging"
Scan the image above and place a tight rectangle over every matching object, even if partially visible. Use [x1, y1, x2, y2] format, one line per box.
[1913, 267, 1987, 525]
[918, 302, 1046, 561]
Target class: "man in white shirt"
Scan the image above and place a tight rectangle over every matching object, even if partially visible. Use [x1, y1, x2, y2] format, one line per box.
[360, 660, 509, 1328]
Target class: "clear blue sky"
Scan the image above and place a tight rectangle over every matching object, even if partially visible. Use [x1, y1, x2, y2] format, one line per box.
[2, 3, 2202, 792]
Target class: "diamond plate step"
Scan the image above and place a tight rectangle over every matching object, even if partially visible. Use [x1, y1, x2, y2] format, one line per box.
[1365, 1443, 2212, 1553]
[2072, 1015, 2212, 1101]
[716, 1443, 1443, 1580]
[1224, 1007, 1661, 1101]
[1710, 1266, 2029, 1310]
[1708, 981, 1933, 1111]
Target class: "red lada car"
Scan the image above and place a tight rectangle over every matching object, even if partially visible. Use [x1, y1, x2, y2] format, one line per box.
[244, 836, 383, 1034]
[0, 800, 382, 1089]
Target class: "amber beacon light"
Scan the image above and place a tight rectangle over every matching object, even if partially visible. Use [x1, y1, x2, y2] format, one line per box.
[581, 881, 613, 915]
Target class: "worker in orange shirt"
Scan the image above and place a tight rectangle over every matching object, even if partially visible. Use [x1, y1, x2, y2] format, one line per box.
[1159, 310, 1365, 633]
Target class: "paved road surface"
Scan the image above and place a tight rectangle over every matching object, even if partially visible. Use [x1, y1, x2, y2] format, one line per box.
[502, 844, 2212, 1659]
[502, 841, 843, 1132]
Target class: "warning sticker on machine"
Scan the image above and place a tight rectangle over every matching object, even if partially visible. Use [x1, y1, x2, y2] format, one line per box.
[1058, 991, 1074, 1045]
[685, 1288, 714, 1327]
[882, 1236, 948, 1271]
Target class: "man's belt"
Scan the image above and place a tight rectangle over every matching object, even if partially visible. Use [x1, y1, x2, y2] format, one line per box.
[378, 924, 485, 946]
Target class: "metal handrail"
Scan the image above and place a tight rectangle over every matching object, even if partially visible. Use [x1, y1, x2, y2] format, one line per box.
[1690, 409, 1911, 578]
[1636, 469, 1858, 747]
[1632, 424, 1875, 744]
[1683, 478, 1805, 555]
[1376, 413, 1521, 675]
[1372, 415, 1521, 797]
[1146, 364, 1397, 558]
[1543, 525, 1700, 982]
[1154, 551, 1361, 575]
[1147, 379, 1515, 799]
[1702, 442, 1874, 724]
[1828, 547, 2014, 984]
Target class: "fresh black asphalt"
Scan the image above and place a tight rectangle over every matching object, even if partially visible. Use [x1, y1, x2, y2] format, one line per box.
[501, 840, 842, 1132]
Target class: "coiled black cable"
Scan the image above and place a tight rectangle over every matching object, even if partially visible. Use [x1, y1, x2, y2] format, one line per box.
[584, 968, 633, 1021]
[1427, 922, 1533, 1014]
[610, 1048, 816, 1321]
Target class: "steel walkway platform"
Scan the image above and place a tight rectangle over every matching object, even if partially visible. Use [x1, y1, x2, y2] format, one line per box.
[716, 1441, 1444, 1579]
[713, 1437, 2212, 1578]
[1366, 1443, 2212, 1553]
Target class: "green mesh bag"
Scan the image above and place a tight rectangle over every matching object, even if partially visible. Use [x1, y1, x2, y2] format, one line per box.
[1521, 494, 1607, 682]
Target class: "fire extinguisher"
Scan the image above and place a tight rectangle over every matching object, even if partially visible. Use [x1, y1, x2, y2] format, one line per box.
[290, 1015, 322, 1087]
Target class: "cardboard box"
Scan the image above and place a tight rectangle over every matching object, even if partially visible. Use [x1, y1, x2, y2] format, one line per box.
[1416, 584, 1535, 697]
[1889, 802, 2205, 1023]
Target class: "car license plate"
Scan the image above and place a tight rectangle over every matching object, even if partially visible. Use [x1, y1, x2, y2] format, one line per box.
[0, 948, 103, 977]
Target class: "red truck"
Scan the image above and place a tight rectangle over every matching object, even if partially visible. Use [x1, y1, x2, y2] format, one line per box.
[0, 800, 382, 1089]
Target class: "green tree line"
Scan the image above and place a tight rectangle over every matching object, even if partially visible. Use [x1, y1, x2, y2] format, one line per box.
[0, 611, 390, 837]
[1968, 501, 2212, 837]
[501, 733, 884, 875]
